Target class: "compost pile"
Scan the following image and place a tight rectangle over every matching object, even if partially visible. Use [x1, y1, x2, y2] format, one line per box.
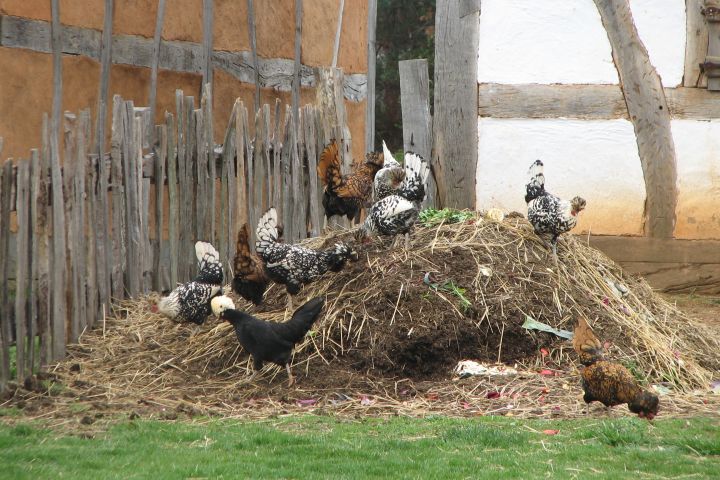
[7, 212, 720, 422]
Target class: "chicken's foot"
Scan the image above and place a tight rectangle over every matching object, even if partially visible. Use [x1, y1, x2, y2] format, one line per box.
[286, 364, 295, 387]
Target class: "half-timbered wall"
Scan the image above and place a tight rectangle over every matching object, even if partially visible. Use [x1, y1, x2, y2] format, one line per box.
[476, 0, 720, 291]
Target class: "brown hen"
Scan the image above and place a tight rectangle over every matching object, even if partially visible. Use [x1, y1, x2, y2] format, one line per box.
[317, 139, 384, 222]
[573, 317, 659, 420]
[231, 223, 269, 305]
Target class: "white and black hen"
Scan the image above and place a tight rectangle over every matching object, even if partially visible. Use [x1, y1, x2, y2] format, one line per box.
[525, 159, 586, 262]
[373, 141, 406, 201]
[154, 241, 224, 324]
[255, 207, 357, 299]
[359, 149, 430, 247]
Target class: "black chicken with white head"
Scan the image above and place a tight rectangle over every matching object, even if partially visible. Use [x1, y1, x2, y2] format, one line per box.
[525, 159, 586, 262]
[211, 295, 325, 386]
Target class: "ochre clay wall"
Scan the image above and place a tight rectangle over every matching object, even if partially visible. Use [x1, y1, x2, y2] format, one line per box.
[0, 0, 367, 162]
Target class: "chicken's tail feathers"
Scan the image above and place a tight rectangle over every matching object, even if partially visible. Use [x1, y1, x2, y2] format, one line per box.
[255, 207, 279, 253]
[382, 140, 400, 168]
[195, 241, 224, 284]
[572, 317, 604, 365]
[279, 297, 325, 343]
[317, 139, 343, 189]
[233, 223, 255, 276]
[399, 152, 429, 203]
[525, 159, 546, 202]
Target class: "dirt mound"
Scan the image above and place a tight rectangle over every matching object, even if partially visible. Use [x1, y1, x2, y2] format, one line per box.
[9, 212, 718, 424]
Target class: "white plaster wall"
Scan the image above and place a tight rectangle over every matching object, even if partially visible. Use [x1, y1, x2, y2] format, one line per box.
[476, 118, 646, 236]
[477, 0, 686, 87]
[671, 120, 720, 239]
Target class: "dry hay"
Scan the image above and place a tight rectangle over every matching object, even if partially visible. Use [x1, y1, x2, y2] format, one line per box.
[7, 212, 720, 423]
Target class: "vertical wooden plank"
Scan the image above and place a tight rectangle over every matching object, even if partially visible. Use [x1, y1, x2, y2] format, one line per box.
[272, 99, 283, 218]
[15, 160, 30, 380]
[85, 155, 98, 328]
[220, 103, 237, 272]
[235, 102, 249, 243]
[0, 161, 13, 384]
[63, 112, 79, 344]
[202, 84, 215, 245]
[241, 104, 255, 246]
[96, 146, 111, 311]
[95, 0, 115, 155]
[73, 110, 89, 338]
[195, 107, 207, 242]
[110, 95, 126, 299]
[154, 125, 167, 291]
[202, 0, 214, 90]
[252, 107, 265, 222]
[166, 112, 178, 287]
[280, 106, 294, 241]
[262, 104, 272, 215]
[399, 59, 435, 208]
[175, 91, 187, 280]
[365, 0, 377, 152]
[50, 0, 67, 361]
[142, 175, 152, 293]
[332, 0, 345, 68]
[28, 149, 41, 373]
[122, 101, 142, 295]
[246, 0, 261, 113]
[433, 0, 479, 209]
[292, 0, 303, 127]
[303, 106, 320, 237]
[149, 0, 167, 138]
[685, 0, 708, 87]
[38, 117, 51, 366]
[331, 68, 351, 170]
[183, 96, 197, 277]
[292, 111, 306, 239]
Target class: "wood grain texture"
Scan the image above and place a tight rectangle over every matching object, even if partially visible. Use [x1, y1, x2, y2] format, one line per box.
[153, 124, 167, 291]
[14, 160, 30, 380]
[399, 59, 435, 208]
[39, 117, 51, 365]
[706, 4, 720, 90]
[332, 0, 345, 68]
[201, 0, 213, 89]
[594, 0, 678, 238]
[148, 0, 167, 143]
[621, 262, 720, 294]
[28, 149, 42, 371]
[478, 83, 720, 119]
[50, 0, 66, 361]
[85, 154, 98, 328]
[365, 0, 377, 151]
[293, 0, 303, 128]
[110, 96, 126, 299]
[246, 0, 261, 112]
[166, 111, 179, 287]
[588, 235, 720, 264]
[94, 0, 114, 154]
[0, 161, 13, 384]
[433, 0, 479, 209]
[685, 0, 708, 87]
[203, 84, 215, 246]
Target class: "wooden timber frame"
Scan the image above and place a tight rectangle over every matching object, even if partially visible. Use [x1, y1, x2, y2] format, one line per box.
[472, 0, 720, 293]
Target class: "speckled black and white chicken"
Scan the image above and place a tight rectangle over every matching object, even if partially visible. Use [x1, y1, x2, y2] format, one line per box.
[255, 207, 357, 306]
[153, 241, 224, 325]
[373, 140, 406, 201]
[358, 149, 430, 247]
[525, 159, 586, 262]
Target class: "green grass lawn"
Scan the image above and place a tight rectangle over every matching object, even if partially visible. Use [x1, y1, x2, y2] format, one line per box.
[0, 416, 718, 479]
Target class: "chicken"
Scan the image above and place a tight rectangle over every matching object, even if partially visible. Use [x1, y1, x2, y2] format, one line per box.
[154, 241, 224, 325]
[317, 139, 385, 222]
[525, 160, 586, 262]
[255, 207, 358, 299]
[373, 141, 406, 201]
[357, 151, 430, 247]
[232, 223, 269, 305]
[211, 295, 325, 386]
[573, 317, 659, 420]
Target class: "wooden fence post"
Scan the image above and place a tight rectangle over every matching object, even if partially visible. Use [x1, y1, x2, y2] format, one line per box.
[399, 59, 435, 208]
[0, 160, 13, 385]
[154, 124, 167, 291]
[15, 160, 31, 380]
[432, 0, 479, 209]
[246, 0, 261, 113]
[95, 0, 114, 156]
[166, 111, 179, 287]
[149, 0, 167, 139]
[365, 0, 377, 152]
[110, 96, 126, 299]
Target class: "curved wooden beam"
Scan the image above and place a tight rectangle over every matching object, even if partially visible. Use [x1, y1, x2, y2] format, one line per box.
[593, 0, 678, 238]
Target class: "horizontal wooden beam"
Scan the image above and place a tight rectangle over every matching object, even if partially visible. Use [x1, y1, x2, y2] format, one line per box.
[587, 235, 720, 264]
[478, 83, 720, 120]
[0, 15, 367, 101]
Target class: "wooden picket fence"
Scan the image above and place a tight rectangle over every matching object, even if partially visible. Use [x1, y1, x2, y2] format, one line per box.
[0, 68, 354, 389]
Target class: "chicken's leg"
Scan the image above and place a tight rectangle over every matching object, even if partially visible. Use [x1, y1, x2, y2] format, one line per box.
[286, 364, 295, 387]
[404, 232, 411, 250]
